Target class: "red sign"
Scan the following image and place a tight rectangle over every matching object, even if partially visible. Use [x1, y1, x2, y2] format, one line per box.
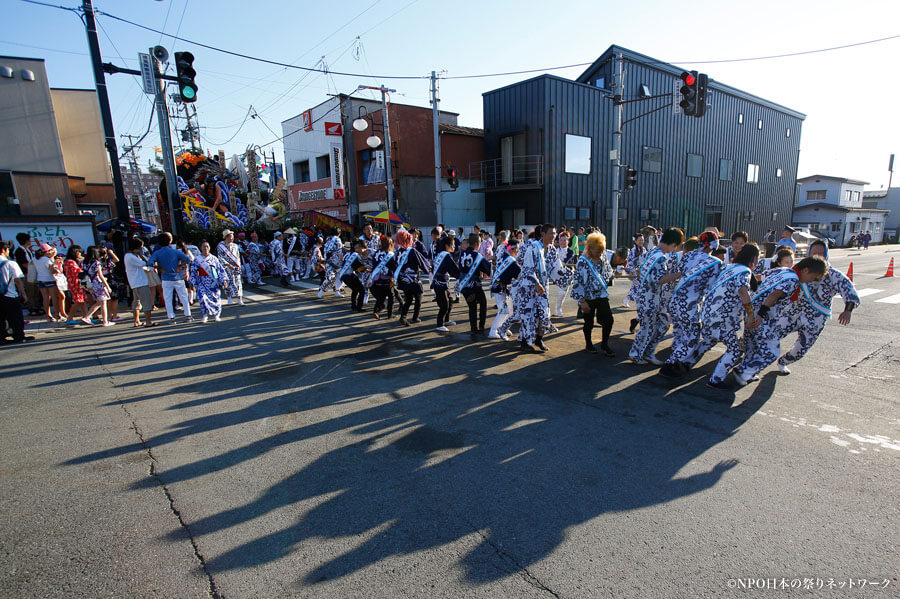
[325, 122, 343, 136]
[302, 109, 313, 131]
[334, 188, 345, 199]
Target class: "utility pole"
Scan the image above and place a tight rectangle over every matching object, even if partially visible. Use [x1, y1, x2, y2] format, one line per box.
[81, 0, 130, 226]
[379, 86, 396, 213]
[431, 71, 443, 225]
[609, 52, 624, 252]
[151, 50, 181, 236]
[121, 134, 145, 219]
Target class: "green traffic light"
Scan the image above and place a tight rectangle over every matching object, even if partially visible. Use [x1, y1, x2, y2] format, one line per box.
[182, 87, 196, 100]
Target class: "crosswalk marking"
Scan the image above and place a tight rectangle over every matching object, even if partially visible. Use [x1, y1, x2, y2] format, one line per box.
[875, 293, 900, 304]
[856, 288, 883, 298]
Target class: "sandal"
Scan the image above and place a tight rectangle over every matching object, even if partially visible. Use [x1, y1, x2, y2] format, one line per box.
[142, 322, 158, 328]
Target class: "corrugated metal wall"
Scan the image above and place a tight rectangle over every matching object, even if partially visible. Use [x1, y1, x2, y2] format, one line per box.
[482, 57, 803, 246]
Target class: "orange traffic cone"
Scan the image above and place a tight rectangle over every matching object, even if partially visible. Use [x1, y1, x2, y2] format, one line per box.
[886, 257, 895, 277]
[846, 262, 853, 282]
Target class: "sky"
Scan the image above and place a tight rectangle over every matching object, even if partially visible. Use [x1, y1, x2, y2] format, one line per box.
[4, 0, 899, 190]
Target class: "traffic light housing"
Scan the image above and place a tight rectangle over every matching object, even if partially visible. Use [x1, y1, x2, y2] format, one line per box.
[679, 71, 698, 116]
[695, 73, 709, 118]
[174, 52, 197, 103]
[446, 165, 459, 190]
[624, 165, 638, 191]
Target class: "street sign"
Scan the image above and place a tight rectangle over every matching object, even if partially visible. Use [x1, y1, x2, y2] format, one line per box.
[325, 122, 343, 136]
[138, 53, 155, 95]
[302, 109, 313, 131]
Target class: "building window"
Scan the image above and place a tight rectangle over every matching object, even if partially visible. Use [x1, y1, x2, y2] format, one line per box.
[686, 153, 703, 178]
[640, 208, 650, 220]
[564, 134, 592, 174]
[746, 163, 760, 184]
[293, 160, 310, 184]
[849, 222, 859, 233]
[776, 168, 783, 178]
[639, 84, 651, 97]
[831, 222, 841, 232]
[564, 207, 576, 220]
[315, 154, 331, 180]
[0, 171, 20, 217]
[642, 146, 662, 173]
[807, 190, 826, 201]
[605, 208, 627, 221]
[579, 207, 591, 220]
[757, 119, 763, 130]
[808, 223, 820, 231]
[359, 149, 385, 184]
[738, 113, 744, 124]
[650, 209, 660, 221]
[844, 190, 852, 203]
[786, 128, 791, 138]
[718, 159, 733, 181]
[594, 77, 605, 89]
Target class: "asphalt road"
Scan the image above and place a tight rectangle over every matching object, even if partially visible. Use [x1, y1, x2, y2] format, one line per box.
[1, 245, 898, 598]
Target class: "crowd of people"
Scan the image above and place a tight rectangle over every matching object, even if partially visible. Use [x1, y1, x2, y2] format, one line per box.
[1, 221, 860, 389]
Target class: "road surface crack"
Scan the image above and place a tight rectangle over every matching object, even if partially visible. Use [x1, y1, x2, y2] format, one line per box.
[472, 529, 562, 598]
[94, 353, 222, 599]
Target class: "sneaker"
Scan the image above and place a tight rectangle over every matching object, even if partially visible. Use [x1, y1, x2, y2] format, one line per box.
[334, 292, 345, 298]
[646, 354, 663, 366]
[102, 322, 116, 327]
[445, 320, 456, 326]
[80, 317, 93, 326]
[214, 315, 221, 322]
[778, 363, 791, 375]
[733, 371, 750, 387]
[186, 317, 195, 324]
[168, 318, 178, 325]
[488, 332, 501, 339]
[435, 326, 450, 332]
[317, 290, 324, 299]
[201, 315, 208, 323]
[238, 301, 246, 306]
[706, 378, 731, 390]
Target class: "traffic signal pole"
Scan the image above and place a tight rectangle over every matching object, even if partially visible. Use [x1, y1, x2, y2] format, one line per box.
[81, 0, 130, 226]
[609, 52, 624, 253]
[151, 49, 181, 236]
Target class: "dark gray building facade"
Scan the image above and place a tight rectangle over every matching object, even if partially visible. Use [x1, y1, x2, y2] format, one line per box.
[470, 45, 806, 245]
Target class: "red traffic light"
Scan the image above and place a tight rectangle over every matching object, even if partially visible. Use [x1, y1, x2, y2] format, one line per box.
[680, 71, 695, 86]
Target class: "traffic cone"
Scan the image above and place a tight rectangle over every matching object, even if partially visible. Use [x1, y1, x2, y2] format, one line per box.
[846, 262, 853, 282]
[885, 257, 895, 277]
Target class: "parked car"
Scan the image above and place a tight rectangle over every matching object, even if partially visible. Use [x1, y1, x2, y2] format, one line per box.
[808, 230, 836, 248]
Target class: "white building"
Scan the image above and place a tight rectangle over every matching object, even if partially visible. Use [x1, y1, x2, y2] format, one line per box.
[792, 174, 888, 246]
[863, 187, 899, 243]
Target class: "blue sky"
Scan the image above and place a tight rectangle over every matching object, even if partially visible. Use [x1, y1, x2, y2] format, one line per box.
[5, 0, 899, 189]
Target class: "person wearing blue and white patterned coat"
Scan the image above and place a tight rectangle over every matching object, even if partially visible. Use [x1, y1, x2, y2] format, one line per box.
[550, 231, 576, 317]
[775, 240, 859, 374]
[691, 244, 761, 388]
[660, 232, 723, 377]
[489, 238, 521, 340]
[358, 225, 381, 303]
[624, 233, 646, 307]
[269, 231, 288, 286]
[317, 243, 345, 298]
[733, 256, 828, 386]
[216, 230, 244, 306]
[508, 225, 558, 351]
[570, 231, 615, 356]
[628, 227, 684, 365]
[189, 241, 226, 323]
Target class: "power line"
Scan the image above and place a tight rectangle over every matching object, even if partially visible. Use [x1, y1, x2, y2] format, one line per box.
[118, 98, 156, 159]
[203, 106, 253, 146]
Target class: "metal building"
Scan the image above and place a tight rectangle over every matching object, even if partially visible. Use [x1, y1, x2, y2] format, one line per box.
[470, 45, 805, 246]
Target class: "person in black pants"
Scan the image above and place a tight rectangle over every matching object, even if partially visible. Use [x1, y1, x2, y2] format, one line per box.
[430, 237, 459, 332]
[457, 233, 492, 337]
[369, 236, 396, 319]
[392, 229, 428, 326]
[570, 232, 616, 356]
[1, 241, 33, 344]
[338, 240, 368, 312]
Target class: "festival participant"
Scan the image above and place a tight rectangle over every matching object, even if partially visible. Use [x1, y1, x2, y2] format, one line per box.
[190, 241, 226, 323]
[624, 232, 646, 328]
[392, 229, 429, 326]
[283, 228, 302, 282]
[732, 256, 827, 386]
[510, 224, 558, 352]
[489, 238, 520, 340]
[358, 224, 380, 304]
[660, 231, 723, 378]
[550, 230, 576, 318]
[318, 229, 345, 298]
[337, 240, 368, 312]
[269, 231, 289, 287]
[495, 231, 510, 265]
[692, 244, 761, 389]
[368, 235, 395, 320]
[430, 237, 460, 333]
[244, 232, 264, 285]
[478, 230, 494, 263]
[456, 233, 492, 337]
[306, 237, 325, 284]
[725, 231, 748, 264]
[217, 229, 244, 306]
[754, 247, 794, 280]
[571, 231, 615, 356]
[712, 247, 727, 262]
[776, 239, 859, 374]
[628, 227, 684, 365]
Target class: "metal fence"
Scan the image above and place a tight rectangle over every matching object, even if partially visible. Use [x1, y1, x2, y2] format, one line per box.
[469, 155, 543, 189]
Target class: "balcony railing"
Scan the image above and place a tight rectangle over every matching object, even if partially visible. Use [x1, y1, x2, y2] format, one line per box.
[469, 155, 543, 190]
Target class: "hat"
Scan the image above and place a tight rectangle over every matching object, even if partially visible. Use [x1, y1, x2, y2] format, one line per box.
[39, 243, 53, 253]
[237, 232, 246, 238]
[283, 228, 297, 235]
[448, 229, 456, 236]
[273, 230, 284, 237]
[222, 229, 234, 238]
[784, 225, 796, 232]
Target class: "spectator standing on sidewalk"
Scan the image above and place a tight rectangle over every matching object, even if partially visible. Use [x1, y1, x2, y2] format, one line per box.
[124, 238, 155, 328]
[14, 233, 40, 315]
[0, 240, 33, 344]
[81, 246, 114, 326]
[63, 246, 89, 321]
[147, 232, 194, 324]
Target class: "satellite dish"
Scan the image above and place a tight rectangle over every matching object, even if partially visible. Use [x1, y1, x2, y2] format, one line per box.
[152, 45, 169, 62]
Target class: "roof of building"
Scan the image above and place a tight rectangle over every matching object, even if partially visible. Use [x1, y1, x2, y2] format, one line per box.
[793, 202, 889, 213]
[797, 174, 869, 185]
[439, 124, 483, 137]
[0, 55, 45, 62]
[575, 45, 806, 120]
[282, 95, 458, 125]
[863, 190, 888, 199]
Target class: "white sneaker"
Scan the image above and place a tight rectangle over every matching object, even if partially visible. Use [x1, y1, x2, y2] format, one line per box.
[733, 371, 750, 386]
[201, 315, 208, 323]
[334, 291, 344, 298]
[488, 331, 501, 339]
[646, 354, 663, 366]
[623, 300, 631, 308]
[317, 290, 323, 299]
[214, 315, 221, 322]
[778, 363, 791, 375]
[238, 300, 245, 306]
[435, 326, 449, 332]
[445, 320, 456, 326]
[553, 312, 564, 318]
[227, 297, 233, 305]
